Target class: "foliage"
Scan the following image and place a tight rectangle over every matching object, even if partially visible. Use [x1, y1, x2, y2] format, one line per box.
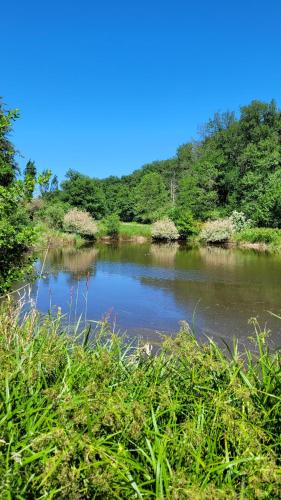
[170, 207, 200, 238]
[230, 210, 252, 232]
[26, 198, 44, 219]
[0, 104, 35, 293]
[37, 201, 70, 230]
[0, 101, 19, 187]
[103, 213, 120, 237]
[37, 169, 52, 197]
[54, 100, 281, 230]
[34, 222, 84, 250]
[235, 227, 281, 245]
[200, 218, 234, 243]
[63, 208, 98, 238]
[0, 184, 35, 292]
[23, 160, 37, 201]
[0, 306, 280, 498]
[61, 170, 107, 219]
[152, 218, 179, 241]
[133, 172, 170, 223]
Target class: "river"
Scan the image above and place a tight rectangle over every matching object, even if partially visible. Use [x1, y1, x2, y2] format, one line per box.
[28, 242, 281, 347]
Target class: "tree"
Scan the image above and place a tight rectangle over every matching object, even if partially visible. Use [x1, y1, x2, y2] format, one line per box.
[38, 169, 52, 197]
[0, 101, 19, 186]
[61, 170, 106, 219]
[0, 105, 35, 292]
[23, 160, 37, 201]
[50, 175, 59, 192]
[133, 172, 169, 223]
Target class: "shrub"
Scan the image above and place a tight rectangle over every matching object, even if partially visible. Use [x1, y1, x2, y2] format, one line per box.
[104, 213, 120, 237]
[63, 208, 97, 238]
[230, 211, 252, 232]
[0, 184, 35, 292]
[235, 227, 281, 244]
[152, 218, 179, 241]
[200, 218, 234, 243]
[170, 208, 200, 238]
[39, 202, 69, 229]
[26, 197, 44, 219]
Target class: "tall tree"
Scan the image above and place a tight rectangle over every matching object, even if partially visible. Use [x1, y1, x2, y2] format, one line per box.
[23, 160, 37, 201]
[50, 174, 59, 192]
[0, 101, 19, 186]
[133, 172, 169, 222]
[38, 169, 52, 197]
[61, 170, 106, 219]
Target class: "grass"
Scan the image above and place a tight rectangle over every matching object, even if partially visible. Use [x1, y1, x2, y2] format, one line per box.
[97, 221, 151, 239]
[0, 304, 280, 498]
[34, 222, 85, 250]
[119, 222, 151, 238]
[235, 227, 281, 250]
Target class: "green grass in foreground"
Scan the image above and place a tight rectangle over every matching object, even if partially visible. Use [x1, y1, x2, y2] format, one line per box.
[0, 306, 280, 498]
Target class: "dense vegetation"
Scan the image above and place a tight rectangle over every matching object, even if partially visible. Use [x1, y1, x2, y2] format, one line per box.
[0, 304, 280, 498]
[46, 100, 281, 229]
[0, 103, 35, 292]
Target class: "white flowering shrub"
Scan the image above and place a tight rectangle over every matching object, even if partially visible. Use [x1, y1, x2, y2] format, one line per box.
[63, 208, 97, 238]
[152, 218, 179, 241]
[230, 211, 252, 232]
[199, 218, 234, 243]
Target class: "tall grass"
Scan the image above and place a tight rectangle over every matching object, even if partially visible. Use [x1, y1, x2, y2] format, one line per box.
[0, 305, 280, 498]
[34, 222, 85, 250]
[119, 222, 151, 238]
[235, 227, 281, 248]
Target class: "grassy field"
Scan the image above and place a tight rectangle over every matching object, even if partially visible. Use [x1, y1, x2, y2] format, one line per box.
[0, 304, 280, 498]
[97, 221, 151, 239]
[119, 222, 151, 238]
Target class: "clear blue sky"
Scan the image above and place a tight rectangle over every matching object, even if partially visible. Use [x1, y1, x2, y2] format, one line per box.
[2, 0, 281, 180]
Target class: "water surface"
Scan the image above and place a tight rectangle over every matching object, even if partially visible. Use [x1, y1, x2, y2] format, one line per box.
[30, 243, 281, 346]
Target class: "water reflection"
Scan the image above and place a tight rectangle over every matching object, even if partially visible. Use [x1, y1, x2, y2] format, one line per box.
[32, 243, 281, 346]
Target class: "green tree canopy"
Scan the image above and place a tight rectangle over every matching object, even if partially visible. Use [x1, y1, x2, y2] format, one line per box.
[61, 170, 106, 219]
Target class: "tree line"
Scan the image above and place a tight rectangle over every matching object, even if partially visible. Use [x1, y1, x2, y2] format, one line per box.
[40, 99, 281, 228]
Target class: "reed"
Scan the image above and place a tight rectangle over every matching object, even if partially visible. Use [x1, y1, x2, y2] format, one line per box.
[0, 305, 280, 498]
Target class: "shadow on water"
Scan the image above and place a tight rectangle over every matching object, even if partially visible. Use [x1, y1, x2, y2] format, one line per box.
[29, 242, 281, 347]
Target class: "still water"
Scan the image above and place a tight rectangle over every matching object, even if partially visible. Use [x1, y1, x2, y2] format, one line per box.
[31, 243, 281, 346]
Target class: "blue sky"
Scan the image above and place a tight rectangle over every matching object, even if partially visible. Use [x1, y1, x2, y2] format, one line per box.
[2, 0, 281, 180]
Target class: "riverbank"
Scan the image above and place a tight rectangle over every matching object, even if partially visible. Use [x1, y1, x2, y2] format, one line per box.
[0, 303, 280, 498]
[34, 220, 281, 256]
[34, 221, 152, 250]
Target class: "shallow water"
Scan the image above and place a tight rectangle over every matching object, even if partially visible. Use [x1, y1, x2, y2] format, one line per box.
[29, 242, 281, 346]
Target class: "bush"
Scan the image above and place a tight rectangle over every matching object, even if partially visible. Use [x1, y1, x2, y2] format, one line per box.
[38, 202, 69, 230]
[104, 213, 120, 237]
[170, 208, 200, 238]
[63, 208, 97, 238]
[0, 184, 35, 292]
[152, 218, 179, 241]
[200, 218, 234, 243]
[235, 227, 281, 244]
[230, 211, 252, 232]
[26, 198, 44, 219]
